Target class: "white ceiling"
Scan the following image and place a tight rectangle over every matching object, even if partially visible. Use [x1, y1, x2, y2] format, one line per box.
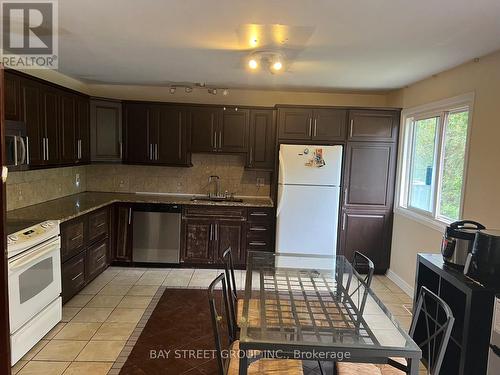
[58, 0, 500, 91]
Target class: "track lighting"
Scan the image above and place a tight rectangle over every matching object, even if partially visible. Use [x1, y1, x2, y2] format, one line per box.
[222, 89, 229, 96]
[208, 88, 217, 95]
[185, 87, 192, 93]
[169, 87, 176, 94]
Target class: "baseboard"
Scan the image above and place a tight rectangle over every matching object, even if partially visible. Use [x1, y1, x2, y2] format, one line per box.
[386, 269, 414, 297]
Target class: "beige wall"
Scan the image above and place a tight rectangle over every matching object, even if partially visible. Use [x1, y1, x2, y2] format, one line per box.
[387, 50, 500, 288]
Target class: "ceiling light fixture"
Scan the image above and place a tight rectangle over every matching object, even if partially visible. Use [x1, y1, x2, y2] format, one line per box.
[272, 61, 283, 71]
[248, 59, 258, 70]
[247, 51, 286, 74]
[222, 89, 229, 96]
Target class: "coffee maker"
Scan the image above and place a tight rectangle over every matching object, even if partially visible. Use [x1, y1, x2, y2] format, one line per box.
[464, 229, 500, 288]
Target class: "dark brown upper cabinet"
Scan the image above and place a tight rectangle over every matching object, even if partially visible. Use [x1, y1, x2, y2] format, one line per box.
[278, 107, 346, 142]
[156, 106, 191, 166]
[312, 109, 347, 141]
[75, 96, 90, 163]
[189, 106, 223, 152]
[348, 110, 398, 142]
[59, 92, 77, 164]
[123, 102, 149, 164]
[39, 85, 60, 165]
[220, 107, 249, 153]
[246, 109, 275, 170]
[90, 99, 123, 162]
[4, 71, 22, 121]
[124, 103, 191, 166]
[21, 78, 44, 166]
[343, 142, 397, 210]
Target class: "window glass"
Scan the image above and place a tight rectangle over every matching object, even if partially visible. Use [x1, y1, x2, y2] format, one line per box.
[439, 111, 469, 220]
[409, 116, 439, 212]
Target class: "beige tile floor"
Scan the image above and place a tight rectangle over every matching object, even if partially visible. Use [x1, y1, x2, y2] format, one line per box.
[11, 267, 416, 375]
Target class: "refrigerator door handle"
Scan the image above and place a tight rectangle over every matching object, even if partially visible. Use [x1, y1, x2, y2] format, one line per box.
[276, 184, 285, 218]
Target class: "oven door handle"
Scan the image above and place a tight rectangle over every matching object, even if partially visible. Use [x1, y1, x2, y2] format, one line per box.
[17, 136, 27, 165]
[9, 243, 58, 270]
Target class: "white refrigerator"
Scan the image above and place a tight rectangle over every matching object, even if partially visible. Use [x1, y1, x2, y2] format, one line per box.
[276, 144, 343, 268]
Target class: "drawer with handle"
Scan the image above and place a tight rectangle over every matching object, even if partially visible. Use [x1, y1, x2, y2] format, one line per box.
[88, 208, 109, 243]
[62, 250, 86, 303]
[247, 208, 274, 222]
[246, 239, 272, 252]
[246, 222, 272, 238]
[86, 239, 108, 282]
[61, 218, 85, 262]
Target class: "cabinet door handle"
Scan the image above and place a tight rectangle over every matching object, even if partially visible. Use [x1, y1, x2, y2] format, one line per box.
[70, 234, 83, 242]
[313, 118, 317, 137]
[119, 142, 123, 159]
[71, 272, 84, 282]
[46, 138, 49, 160]
[26, 136, 30, 165]
[342, 213, 346, 231]
[249, 147, 253, 165]
[128, 208, 132, 225]
[308, 118, 312, 137]
[250, 227, 267, 231]
[155, 143, 158, 160]
[218, 131, 222, 150]
[214, 223, 218, 241]
[250, 212, 268, 217]
[344, 188, 348, 206]
[349, 119, 354, 137]
[149, 144, 153, 160]
[213, 131, 217, 150]
[209, 224, 213, 241]
[249, 241, 266, 246]
[178, 116, 182, 160]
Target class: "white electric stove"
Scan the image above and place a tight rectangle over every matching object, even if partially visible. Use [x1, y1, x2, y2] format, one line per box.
[7, 220, 62, 365]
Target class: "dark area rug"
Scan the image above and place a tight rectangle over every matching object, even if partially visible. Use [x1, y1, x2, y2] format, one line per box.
[119, 288, 332, 375]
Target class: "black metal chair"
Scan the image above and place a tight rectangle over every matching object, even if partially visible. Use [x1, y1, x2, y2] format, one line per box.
[336, 286, 455, 375]
[344, 251, 375, 317]
[208, 273, 304, 375]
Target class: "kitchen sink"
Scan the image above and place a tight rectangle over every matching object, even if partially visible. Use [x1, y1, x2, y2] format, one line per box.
[190, 196, 243, 203]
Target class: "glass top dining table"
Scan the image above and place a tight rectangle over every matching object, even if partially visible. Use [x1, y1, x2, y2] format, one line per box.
[238, 251, 422, 374]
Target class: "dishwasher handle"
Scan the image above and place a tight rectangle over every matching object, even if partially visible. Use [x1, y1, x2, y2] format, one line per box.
[133, 203, 181, 213]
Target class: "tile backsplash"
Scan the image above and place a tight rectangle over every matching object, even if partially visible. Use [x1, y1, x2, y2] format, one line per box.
[6, 154, 271, 211]
[7, 166, 87, 211]
[86, 154, 270, 197]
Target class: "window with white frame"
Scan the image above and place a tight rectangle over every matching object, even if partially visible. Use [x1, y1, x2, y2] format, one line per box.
[398, 94, 473, 225]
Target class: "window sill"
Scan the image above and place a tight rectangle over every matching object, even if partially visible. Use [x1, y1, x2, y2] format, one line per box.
[394, 206, 448, 233]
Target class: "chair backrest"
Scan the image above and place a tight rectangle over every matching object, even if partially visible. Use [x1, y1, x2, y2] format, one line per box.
[344, 251, 375, 316]
[208, 273, 232, 375]
[409, 286, 455, 375]
[222, 247, 238, 339]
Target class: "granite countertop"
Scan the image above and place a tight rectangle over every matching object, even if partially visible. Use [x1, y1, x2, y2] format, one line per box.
[6, 192, 274, 234]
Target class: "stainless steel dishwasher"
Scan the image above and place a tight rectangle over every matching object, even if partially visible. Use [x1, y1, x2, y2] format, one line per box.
[132, 204, 181, 264]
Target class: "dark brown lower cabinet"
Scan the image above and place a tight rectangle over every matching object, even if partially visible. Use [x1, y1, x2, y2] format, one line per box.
[62, 251, 86, 303]
[61, 206, 111, 303]
[215, 220, 245, 265]
[113, 204, 133, 262]
[182, 218, 213, 264]
[339, 209, 392, 273]
[86, 239, 108, 282]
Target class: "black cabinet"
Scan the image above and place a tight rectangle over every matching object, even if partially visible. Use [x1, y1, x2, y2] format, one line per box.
[415, 254, 496, 375]
[59, 92, 76, 164]
[246, 109, 275, 170]
[4, 71, 22, 121]
[75, 96, 90, 163]
[123, 103, 149, 163]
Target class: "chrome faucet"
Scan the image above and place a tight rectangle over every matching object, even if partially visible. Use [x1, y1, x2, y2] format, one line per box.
[208, 175, 221, 198]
